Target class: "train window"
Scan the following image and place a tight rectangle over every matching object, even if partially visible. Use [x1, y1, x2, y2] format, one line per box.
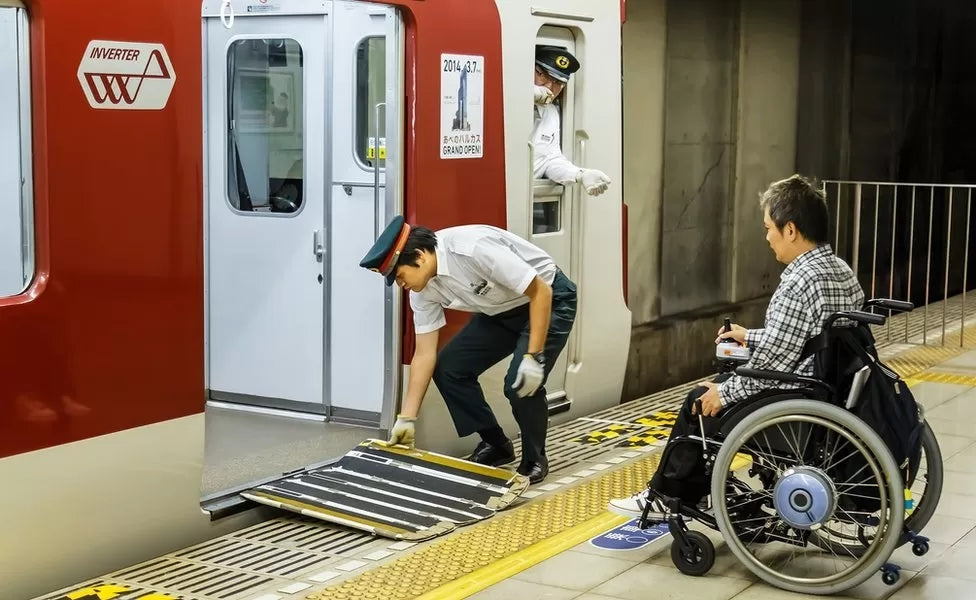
[532, 187, 562, 234]
[355, 36, 386, 168]
[0, 4, 33, 297]
[226, 38, 305, 215]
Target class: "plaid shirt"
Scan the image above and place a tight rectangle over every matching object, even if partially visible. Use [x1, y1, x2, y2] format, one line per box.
[719, 244, 865, 406]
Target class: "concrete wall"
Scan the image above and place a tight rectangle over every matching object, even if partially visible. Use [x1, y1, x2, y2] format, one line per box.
[658, 0, 738, 316]
[621, 0, 802, 401]
[795, 0, 853, 181]
[731, 0, 801, 302]
[622, 0, 667, 325]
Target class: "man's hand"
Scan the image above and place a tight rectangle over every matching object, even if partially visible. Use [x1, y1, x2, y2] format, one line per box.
[715, 323, 747, 345]
[534, 85, 555, 105]
[389, 414, 417, 447]
[577, 169, 611, 196]
[514, 354, 545, 398]
[693, 382, 724, 417]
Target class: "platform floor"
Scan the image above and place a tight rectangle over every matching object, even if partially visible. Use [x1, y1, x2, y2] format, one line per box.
[42, 309, 976, 600]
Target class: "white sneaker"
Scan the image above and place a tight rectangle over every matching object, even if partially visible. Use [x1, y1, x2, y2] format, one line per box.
[607, 489, 667, 520]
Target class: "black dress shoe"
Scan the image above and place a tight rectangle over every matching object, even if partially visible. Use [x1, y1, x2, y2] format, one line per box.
[517, 455, 549, 484]
[467, 440, 516, 466]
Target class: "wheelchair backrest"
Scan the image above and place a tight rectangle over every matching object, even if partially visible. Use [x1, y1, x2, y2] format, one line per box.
[802, 323, 878, 404]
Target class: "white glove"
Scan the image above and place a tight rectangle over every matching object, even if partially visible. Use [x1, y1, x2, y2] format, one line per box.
[513, 354, 545, 398]
[534, 85, 555, 105]
[577, 169, 611, 196]
[389, 414, 416, 448]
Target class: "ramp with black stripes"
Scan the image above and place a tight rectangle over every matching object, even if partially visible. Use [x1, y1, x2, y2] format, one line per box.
[241, 439, 530, 541]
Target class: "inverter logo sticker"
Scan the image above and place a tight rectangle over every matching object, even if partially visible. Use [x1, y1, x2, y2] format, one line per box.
[77, 40, 176, 110]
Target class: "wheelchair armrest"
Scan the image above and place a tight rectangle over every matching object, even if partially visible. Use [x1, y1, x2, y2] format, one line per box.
[844, 310, 886, 326]
[863, 298, 914, 314]
[734, 367, 835, 397]
[825, 309, 886, 329]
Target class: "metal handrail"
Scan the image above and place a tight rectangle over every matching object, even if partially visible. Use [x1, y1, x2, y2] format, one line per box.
[822, 179, 976, 347]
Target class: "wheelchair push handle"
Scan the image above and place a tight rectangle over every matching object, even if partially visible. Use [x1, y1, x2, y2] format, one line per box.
[863, 297, 914, 314]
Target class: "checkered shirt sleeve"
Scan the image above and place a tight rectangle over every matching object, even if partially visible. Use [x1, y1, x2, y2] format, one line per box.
[718, 246, 865, 406]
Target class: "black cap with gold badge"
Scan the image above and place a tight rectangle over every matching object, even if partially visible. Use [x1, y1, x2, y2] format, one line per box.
[535, 45, 580, 83]
[359, 215, 411, 286]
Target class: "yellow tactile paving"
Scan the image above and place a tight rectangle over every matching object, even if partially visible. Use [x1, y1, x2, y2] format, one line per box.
[905, 371, 976, 387]
[885, 344, 965, 378]
[304, 453, 661, 600]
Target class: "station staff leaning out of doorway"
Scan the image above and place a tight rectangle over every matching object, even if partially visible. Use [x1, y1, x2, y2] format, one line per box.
[533, 45, 611, 196]
[359, 216, 578, 484]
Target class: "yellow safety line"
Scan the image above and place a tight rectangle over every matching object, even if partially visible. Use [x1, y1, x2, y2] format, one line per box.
[414, 511, 630, 600]
[905, 371, 976, 387]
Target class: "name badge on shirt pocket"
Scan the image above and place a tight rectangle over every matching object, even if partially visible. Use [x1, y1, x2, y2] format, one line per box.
[470, 279, 492, 296]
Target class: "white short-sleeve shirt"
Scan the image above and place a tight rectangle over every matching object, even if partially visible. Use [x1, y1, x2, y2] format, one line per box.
[410, 225, 558, 334]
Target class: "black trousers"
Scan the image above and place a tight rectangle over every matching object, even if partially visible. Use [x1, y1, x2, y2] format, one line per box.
[648, 373, 732, 504]
[432, 270, 577, 463]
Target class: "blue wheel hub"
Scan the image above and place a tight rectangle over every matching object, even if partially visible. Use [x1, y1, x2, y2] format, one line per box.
[773, 466, 836, 530]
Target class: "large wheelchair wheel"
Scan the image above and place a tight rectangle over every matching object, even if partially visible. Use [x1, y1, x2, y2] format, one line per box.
[811, 420, 942, 556]
[710, 400, 904, 596]
[904, 421, 943, 541]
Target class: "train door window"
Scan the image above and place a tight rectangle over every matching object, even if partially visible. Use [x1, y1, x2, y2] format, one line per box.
[532, 30, 576, 235]
[0, 3, 33, 298]
[226, 38, 305, 215]
[355, 36, 386, 168]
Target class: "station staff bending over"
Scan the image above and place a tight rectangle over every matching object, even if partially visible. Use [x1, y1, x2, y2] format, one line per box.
[608, 174, 866, 519]
[533, 45, 611, 196]
[359, 216, 578, 484]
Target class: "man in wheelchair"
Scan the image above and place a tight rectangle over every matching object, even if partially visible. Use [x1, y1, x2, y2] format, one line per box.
[609, 174, 865, 521]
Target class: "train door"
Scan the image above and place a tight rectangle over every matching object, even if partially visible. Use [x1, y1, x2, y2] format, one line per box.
[203, 1, 401, 423]
[529, 26, 578, 409]
[328, 1, 402, 424]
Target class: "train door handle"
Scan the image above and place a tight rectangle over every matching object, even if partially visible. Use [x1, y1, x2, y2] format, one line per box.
[313, 229, 325, 262]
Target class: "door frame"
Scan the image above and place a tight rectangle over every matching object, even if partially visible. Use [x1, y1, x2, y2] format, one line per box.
[201, 0, 405, 429]
[530, 24, 580, 409]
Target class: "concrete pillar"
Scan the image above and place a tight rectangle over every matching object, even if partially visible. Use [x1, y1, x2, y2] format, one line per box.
[622, 0, 667, 325]
[659, 0, 738, 316]
[731, 0, 802, 302]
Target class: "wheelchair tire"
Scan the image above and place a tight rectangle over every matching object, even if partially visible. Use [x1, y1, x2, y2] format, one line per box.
[710, 399, 904, 596]
[810, 420, 943, 557]
[903, 421, 943, 542]
[670, 531, 715, 576]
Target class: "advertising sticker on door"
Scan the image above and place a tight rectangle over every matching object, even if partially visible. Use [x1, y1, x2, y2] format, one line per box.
[440, 53, 484, 159]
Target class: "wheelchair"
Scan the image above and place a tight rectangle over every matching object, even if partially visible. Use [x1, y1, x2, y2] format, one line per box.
[638, 298, 944, 596]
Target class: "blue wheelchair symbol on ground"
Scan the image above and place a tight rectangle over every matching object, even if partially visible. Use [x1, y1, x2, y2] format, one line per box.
[590, 518, 671, 551]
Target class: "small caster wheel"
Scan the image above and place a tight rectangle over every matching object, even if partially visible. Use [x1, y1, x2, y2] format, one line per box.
[882, 569, 900, 586]
[912, 541, 929, 556]
[670, 531, 715, 576]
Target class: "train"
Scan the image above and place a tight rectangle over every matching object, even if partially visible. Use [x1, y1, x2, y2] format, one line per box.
[0, 1, 629, 598]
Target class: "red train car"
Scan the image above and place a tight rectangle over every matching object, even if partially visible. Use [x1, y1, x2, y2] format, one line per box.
[0, 1, 628, 597]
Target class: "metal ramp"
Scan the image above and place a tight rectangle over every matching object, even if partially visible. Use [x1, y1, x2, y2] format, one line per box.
[240, 440, 530, 541]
